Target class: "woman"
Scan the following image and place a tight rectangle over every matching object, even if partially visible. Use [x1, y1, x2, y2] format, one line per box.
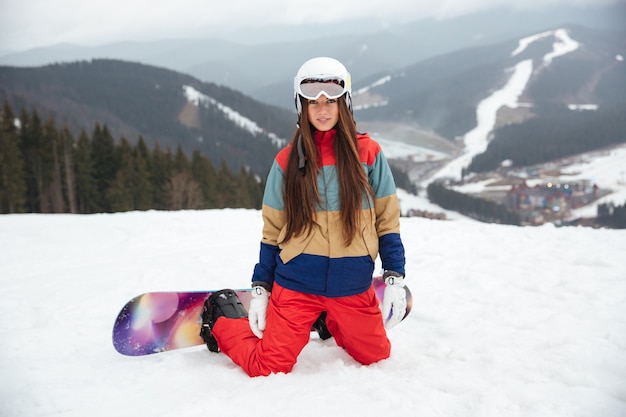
[201, 57, 407, 377]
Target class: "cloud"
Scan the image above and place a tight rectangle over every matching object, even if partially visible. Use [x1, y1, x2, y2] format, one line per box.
[0, 0, 621, 52]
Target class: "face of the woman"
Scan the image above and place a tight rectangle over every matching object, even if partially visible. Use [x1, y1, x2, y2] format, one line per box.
[307, 95, 339, 131]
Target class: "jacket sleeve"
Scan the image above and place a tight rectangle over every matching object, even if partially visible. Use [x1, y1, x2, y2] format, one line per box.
[369, 148, 406, 276]
[251, 158, 286, 288]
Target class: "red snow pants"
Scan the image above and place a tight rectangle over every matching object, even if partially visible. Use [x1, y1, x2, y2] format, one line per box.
[212, 283, 391, 377]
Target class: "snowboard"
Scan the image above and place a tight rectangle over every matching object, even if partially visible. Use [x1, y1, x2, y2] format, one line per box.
[113, 276, 412, 356]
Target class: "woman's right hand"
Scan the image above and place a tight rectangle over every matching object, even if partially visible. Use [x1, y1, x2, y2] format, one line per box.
[248, 286, 270, 338]
[381, 271, 407, 329]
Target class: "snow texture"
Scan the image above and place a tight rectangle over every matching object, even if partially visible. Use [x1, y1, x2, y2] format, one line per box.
[1, 208, 625, 417]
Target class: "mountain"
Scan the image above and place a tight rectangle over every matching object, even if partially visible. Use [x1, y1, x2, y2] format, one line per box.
[1, 3, 623, 106]
[1, 24, 624, 190]
[355, 25, 625, 135]
[0, 59, 295, 177]
[353, 25, 625, 180]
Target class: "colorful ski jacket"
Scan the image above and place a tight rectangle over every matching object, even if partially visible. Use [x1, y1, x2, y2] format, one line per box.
[252, 129, 405, 298]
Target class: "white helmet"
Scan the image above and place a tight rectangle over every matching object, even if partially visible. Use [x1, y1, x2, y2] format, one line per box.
[293, 57, 352, 115]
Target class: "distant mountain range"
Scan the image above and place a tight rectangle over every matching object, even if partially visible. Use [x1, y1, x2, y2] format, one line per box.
[356, 25, 625, 138]
[0, 12, 624, 182]
[0, 60, 295, 176]
[1, 4, 624, 106]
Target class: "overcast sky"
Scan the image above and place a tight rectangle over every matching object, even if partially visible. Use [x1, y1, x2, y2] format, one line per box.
[0, 0, 622, 52]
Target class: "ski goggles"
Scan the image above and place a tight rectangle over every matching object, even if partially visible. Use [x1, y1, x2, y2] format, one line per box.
[297, 78, 348, 100]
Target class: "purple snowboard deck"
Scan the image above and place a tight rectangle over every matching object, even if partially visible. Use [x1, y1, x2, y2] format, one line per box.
[113, 277, 412, 356]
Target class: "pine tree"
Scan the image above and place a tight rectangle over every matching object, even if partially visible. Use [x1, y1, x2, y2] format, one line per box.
[174, 144, 190, 173]
[150, 143, 173, 210]
[191, 150, 217, 208]
[135, 136, 151, 161]
[106, 137, 135, 212]
[216, 159, 237, 208]
[74, 129, 96, 213]
[0, 100, 26, 213]
[90, 123, 118, 212]
[42, 117, 65, 213]
[235, 166, 253, 208]
[103, 136, 153, 212]
[60, 127, 78, 213]
[19, 109, 45, 212]
[132, 137, 154, 210]
[246, 169, 264, 209]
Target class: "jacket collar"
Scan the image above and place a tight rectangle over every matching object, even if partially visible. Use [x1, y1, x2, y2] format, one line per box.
[313, 129, 336, 145]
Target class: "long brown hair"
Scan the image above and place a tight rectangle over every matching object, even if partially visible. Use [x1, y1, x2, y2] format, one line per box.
[283, 96, 375, 246]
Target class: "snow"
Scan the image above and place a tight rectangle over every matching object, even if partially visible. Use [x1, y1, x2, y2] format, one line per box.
[440, 142, 626, 220]
[182, 85, 286, 147]
[510, 29, 579, 63]
[425, 59, 533, 185]
[543, 29, 579, 65]
[353, 75, 393, 110]
[1, 208, 625, 417]
[565, 146, 626, 218]
[511, 30, 553, 57]
[425, 29, 583, 186]
[396, 188, 469, 220]
[0, 27, 624, 417]
[353, 100, 389, 110]
[568, 104, 599, 111]
[354, 75, 392, 95]
[376, 137, 449, 163]
[411, 27, 622, 218]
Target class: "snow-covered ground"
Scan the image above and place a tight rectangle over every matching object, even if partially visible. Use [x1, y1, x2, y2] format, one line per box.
[445, 143, 626, 219]
[376, 136, 450, 163]
[1, 209, 625, 417]
[564, 146, 626, 218]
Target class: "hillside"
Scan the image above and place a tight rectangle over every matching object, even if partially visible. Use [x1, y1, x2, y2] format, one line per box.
[0, 59, 295, 177]
[355, 25, 625, 142]
[1, 25, 624, 224]
[355, 26, 625, 205]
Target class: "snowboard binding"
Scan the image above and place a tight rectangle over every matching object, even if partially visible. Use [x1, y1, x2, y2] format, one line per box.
[312, 312, 332, 340]
[200, 289, 248, 353]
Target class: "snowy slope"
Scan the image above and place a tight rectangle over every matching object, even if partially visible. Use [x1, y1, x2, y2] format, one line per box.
[426, 28, 582, 186]
[1, 210, 625, 417]
[446, 142, 626, 220]
[361, 27, 626, 221]
[565, 146, 626, 218]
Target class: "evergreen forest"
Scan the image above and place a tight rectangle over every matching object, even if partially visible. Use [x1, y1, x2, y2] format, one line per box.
[427, 181, 521, 226]
[597, 201, 626, 229]
[0, 100, 265, 214]
[466, 104, 626, 173]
